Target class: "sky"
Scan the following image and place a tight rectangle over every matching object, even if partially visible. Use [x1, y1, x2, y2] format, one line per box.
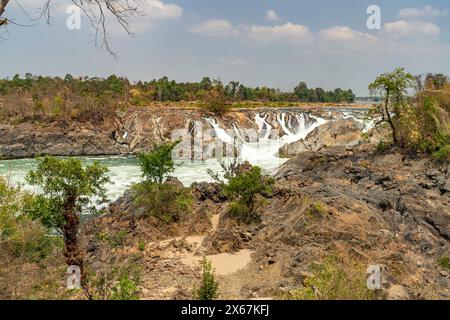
[1, 0, 450, 95]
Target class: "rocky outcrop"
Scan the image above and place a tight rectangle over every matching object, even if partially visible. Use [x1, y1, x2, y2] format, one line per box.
[82, 146, 449, 300]
[279, 119, 363, 157]
[0, 107, 332, 159]
[0, 119, 129, 159]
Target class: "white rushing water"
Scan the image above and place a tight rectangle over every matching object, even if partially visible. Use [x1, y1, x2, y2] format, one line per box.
[0, 111, 328, 201]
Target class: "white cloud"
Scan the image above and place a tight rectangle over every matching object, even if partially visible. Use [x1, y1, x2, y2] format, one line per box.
[142, 0, 183, 20]
[384, 20, 440, 38]
[319, 26, 378, 42]
[188, 19, 239, 38]
[265, 10, 280, 21]
[15, 0, 183, 19]
[399, 5, 448, 19]
[247, 22, 311, 43]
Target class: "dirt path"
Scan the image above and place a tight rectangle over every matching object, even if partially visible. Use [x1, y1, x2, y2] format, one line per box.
[140, 213, 258, 299]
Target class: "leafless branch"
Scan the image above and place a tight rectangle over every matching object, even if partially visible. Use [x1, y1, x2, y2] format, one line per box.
[0, 0, 144, 55]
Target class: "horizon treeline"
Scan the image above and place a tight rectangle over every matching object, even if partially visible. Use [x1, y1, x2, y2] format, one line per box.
[0, 74, 356, 104]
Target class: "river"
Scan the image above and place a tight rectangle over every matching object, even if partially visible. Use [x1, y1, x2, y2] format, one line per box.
[0, 110, 366, 201]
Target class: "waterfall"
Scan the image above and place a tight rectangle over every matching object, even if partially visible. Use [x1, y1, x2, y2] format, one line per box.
[255, 113, 272, 140]
[205, 118, 236, 146]
[341, 110, 374, 133]
[206, 111, 327, 172]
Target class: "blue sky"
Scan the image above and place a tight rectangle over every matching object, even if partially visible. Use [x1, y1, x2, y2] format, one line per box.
[1, 0, 450, 95]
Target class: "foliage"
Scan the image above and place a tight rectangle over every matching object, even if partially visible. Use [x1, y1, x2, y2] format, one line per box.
[138, 142, 178, 184]
[283, 257, 378, 300]
[368, 68, 415, 145]
[24, 156, 110, 299]
[414, 94, 450, 161]
[367, 69, 450, 161]
[87, 264, 141, 300]
[0, 176, 58, 262]
[110, 275, 140, 300]
[376, 140, 391, 153]
[138, 242, 146, 252]
[0, 176, 67, 300]
[0, 74, 356, 124]
[132, 181, 192, 223]
[294, 82, 355, 103]
[193, 257, 219, 300]
[307, 202, 327, 217]
[222, 166, 274, 223]
[25, 156, 110, 232]
[202, 85, 232, 115]
[438, 257, 450, 271]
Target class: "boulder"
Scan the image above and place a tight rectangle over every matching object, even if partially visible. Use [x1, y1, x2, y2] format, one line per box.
[279, 119, 362, 157]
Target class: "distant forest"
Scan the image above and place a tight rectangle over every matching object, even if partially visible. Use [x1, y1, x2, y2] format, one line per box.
[0, 74, 356, 105]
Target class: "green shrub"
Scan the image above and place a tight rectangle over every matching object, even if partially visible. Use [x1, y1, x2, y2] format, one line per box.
[0, 176, 58, 262]
[132, 181, 192, 223]
[438, 257, 450, 271]
[138, 242, 146, 252]
[193, 257, 219, 300]
[138, 142, 178, 184]
[222, 166, 274, 223]
[306, 202, 327, 218]
[376, 140, 391, 153]
[111, 275, 140, 300]
[202, 89, 231, 115]
[414, 96, 450, 161]
[111, 230, 128, 247]
[283, 257, 378, 300]
[88, 265, 141, 300]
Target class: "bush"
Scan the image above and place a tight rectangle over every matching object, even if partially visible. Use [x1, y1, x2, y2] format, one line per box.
[0, 176, 57, 262]
[0, 176, 66, 300]
[138, 242, 146, 252]
[132, 181, 192, 223]
[138, 142, 178, 184]
[376, 140, 391, 153]
[193, 257, 219, 300]
[438, 257, 450, 271]
[202, 89, 231, 116]
[222, 166, 274, 223]
[110, 275, 140, 300]
[87, 264, 141, 300]
[415, 95, 450, 161]
[283, 257, 378, 300]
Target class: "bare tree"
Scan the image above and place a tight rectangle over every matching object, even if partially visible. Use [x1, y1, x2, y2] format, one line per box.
[0, 0, 143, 55]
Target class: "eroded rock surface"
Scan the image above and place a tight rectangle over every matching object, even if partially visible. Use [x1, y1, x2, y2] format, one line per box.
[279, 119, 363, 157]
[81, 146, 449, 300]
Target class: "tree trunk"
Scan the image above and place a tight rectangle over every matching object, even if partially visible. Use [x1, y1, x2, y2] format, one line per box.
[63, 195, 92, 299]
[384, 90, 398, 145]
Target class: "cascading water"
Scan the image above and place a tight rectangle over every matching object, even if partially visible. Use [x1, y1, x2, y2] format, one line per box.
[205, 112, 327, 173]
[341, 110, 374, 133]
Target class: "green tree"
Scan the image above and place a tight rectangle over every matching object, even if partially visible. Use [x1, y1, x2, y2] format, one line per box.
[223, 166, 274, 223]
[294, 82, 309, 101]
[25, 156, 110, 297]
[368, 68, 415, 145]
[138, 142, 178, 184]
